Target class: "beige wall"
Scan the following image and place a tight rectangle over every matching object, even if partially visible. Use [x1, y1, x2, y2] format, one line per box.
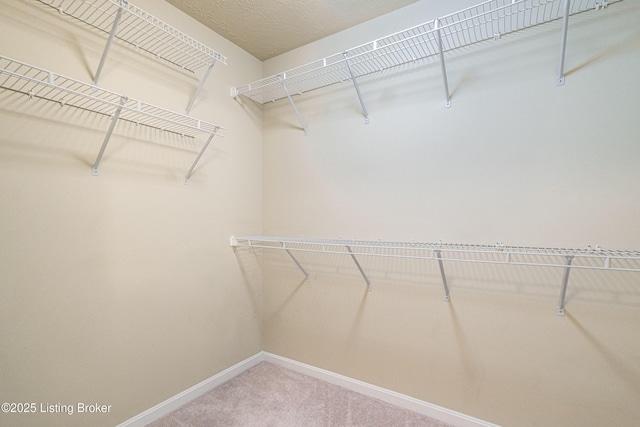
[0, 1, 263, 426]
[2, 0, 639, 426]
[261, 1, 640, 426]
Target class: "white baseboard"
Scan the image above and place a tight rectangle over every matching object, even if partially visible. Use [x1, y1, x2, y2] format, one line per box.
[117, 351, 500, 427]
[115, 352, 263, 427]
[262, 352, 501, 427]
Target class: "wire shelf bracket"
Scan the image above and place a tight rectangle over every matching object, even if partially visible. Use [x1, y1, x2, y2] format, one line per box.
[346, 245, 372, 291]
[231, 0, 620, 129]
[230, 236, 640, 315]
[183, 128, 220, 185]
[284, 247, 311, 281]
[343, 52, 370, 124]
[0, 56, 226, 182]
[93, 0, 126, 87]
[186, 60, 217, 115]
[557, 255, 574, 316]
[434, 250, 451, 301]
[556, 0, 572, 86]
[434, 19, 452, 108]
[92, 94, 127, 175]
[279, 74, 308, 135]
[34, 0, 227, 112]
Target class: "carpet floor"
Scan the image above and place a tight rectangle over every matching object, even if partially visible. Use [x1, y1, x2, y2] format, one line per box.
[147, 361, 454, 427]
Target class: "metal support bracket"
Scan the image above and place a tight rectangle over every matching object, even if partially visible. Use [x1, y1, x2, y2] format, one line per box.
[556, 0, 571, 86]
[279, 74, 308, 135]
[435, 19, 452, 108]
[284, 247, 310, 281]
[434, 250, 451, 301]
[185, 60, 216, 115]
[346, 246, 371, 291]
[93, 0, 127, 86]
[343, 52, 370, 124]
[183, 128, 218, 184]
[557, 255, 574, 316]
[92, 95, 127, 176]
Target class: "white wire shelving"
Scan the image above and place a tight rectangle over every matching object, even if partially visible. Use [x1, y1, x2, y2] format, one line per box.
[231, 0, 617, 133]
[230, 236, 640, 316]
[34, 0, 228, 113]
[0, 55, 225, 183]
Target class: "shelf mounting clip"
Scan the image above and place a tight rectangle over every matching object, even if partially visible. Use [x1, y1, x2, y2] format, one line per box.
[92, 95, 128, 176]
[343, 52, 370, 124]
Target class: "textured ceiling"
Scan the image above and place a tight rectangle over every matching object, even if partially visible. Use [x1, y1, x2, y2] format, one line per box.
[164, 0, 421, 61]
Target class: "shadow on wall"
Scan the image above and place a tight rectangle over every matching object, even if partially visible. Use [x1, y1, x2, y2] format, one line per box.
[235, 245, 640, 312]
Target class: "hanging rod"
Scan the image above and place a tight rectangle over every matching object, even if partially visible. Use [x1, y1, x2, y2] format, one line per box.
[0, 56, 225, 181]
[231, 0, 617, 106]
[230, 236, 640, 315]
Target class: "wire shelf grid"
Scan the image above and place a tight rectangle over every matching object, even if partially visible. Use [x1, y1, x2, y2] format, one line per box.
[232, 236, 640, 272]
[233, 0, 606, 104]
[35, 0, 227, 73]
[0, 56, 224, 137]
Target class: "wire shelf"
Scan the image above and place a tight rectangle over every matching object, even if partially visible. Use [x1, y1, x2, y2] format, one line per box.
[232, 0, 610, 104]
[232, 236, 640, 272]
[35, 0, 227, 73]
[0, 56, 224, 137]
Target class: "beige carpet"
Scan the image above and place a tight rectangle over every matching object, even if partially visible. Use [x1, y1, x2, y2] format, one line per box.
[147, 361, 454, 427]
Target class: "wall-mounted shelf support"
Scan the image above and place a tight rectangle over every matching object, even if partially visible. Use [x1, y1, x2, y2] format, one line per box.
[434, 250, 451, 301]
[231, 236, 640, 314]
[93, 0, 126, 87]
[92, 95, 128, 176]
[93, 0, 127, 86]
[186, 60, 217, 115]
[343, 52, 370, 123]
[434, 19, 452, 108]
[557, 255, 574, 316]
[346, 245, 372, 291]
[285, 248, 310, 281]
[556, 0, 572, 86]
[279, 75, 308, 135]
[183, 128, 219, 184]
